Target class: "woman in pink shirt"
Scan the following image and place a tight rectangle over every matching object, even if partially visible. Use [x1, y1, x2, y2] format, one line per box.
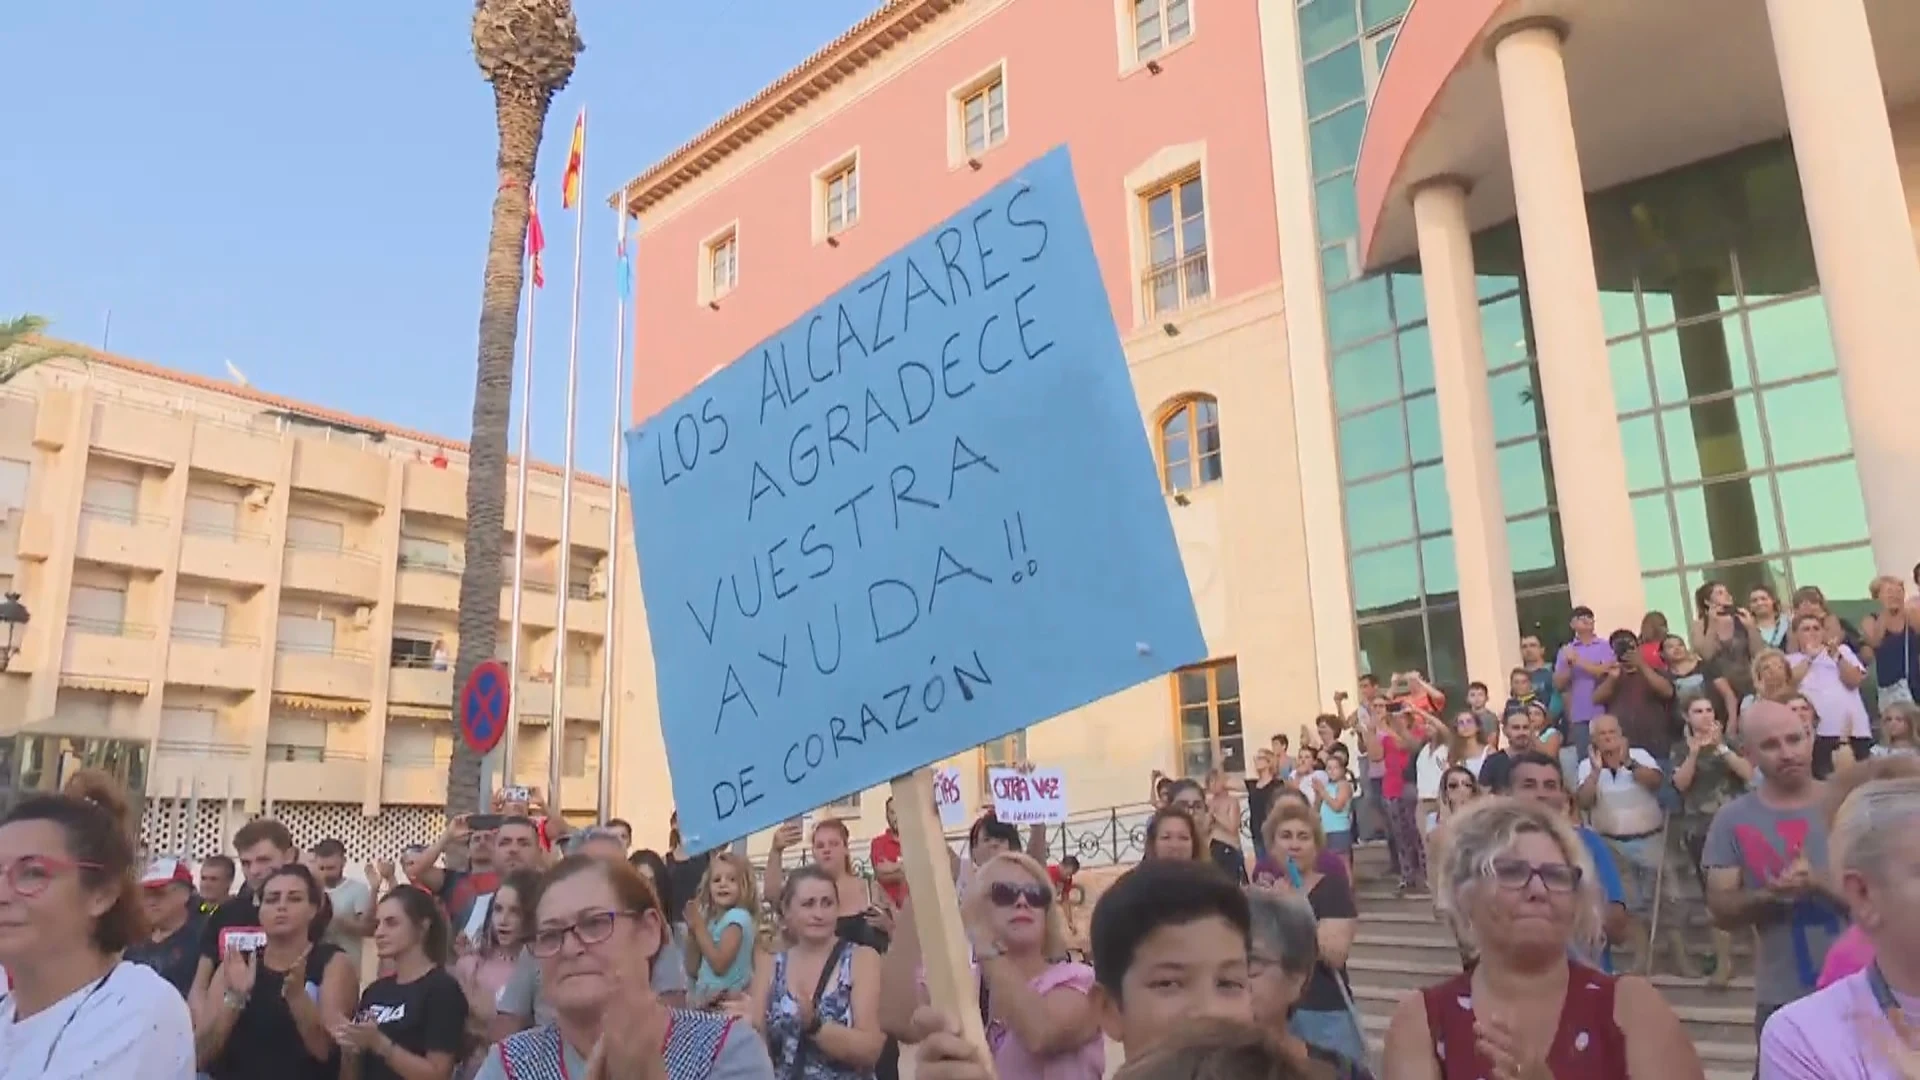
[1366, 694, 1431, 895]
[878, 853, 1103, 1080]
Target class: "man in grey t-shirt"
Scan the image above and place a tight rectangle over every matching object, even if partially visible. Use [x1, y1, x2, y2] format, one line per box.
[1701, 701, 1849, 1036]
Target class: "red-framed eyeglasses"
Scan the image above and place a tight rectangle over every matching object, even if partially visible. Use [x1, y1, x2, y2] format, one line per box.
[0, 855, 103, 898]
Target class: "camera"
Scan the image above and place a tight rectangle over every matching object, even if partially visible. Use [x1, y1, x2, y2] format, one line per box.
[1608, 630, 1639, 661]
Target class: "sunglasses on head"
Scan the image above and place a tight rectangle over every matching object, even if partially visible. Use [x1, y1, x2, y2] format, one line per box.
[986, 881, 1052, 909]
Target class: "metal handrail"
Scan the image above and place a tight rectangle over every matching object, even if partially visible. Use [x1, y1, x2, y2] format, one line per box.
[183, 519, 270, 544]
[285, 537, 380, 562]
[1141, 249, 1212, 317]
[391, 654, 451, 670]
[155, 738, 250, 759]
[170, 626, 261, 647]
[79, 502, 170, 528]
[399, 553, 462, 576]
[65, 616, 157, 639]
[272, 640, 372, 660]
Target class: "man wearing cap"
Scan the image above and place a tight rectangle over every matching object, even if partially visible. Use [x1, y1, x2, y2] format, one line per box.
[1554, 605, 1619, 761]
[127, 858, 206, 998]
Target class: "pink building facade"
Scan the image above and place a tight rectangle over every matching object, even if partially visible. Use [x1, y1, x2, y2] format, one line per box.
[617, 0, 1335, 818]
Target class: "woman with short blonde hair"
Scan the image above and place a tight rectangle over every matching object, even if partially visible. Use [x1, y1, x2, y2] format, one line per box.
[1257, 802, 1361, 1065]
[1384, 798, 1701, 1079]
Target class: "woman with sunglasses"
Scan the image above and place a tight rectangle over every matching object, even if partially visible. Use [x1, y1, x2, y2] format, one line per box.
[475, 855, 773, 1080]
[1425, 766, 1482, 967]
[878, 853, 1103, 1080]
[1383, 798, 1701, 1080]
[738, 866, 885, 1080]
[0, 779, 195, 1078]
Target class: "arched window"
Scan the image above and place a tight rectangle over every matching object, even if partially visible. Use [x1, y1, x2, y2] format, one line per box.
[1158, 395, 1223, 493]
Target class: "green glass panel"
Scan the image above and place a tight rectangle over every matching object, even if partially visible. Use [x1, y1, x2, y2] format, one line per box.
[1488, 366, 1543, 443]
[1305, 43, 1367, 117]
[1508, 514, 1558, 576]
[1320, 242, 1353, 288]
[1789, 545, 1875, 604]
[1398, 326, 1435, 394]
[1648, 319, 1750, 406]
[1642, 572, 1687, 626]
[1345, 475, 1416, 550]
[1390, 273, 1426, 326]
[1642, 287, 1676, 329]
[1609, 337, 1653, 414]
[1326, 275, 1392, 348]
[1746, 294, 1837, 384]
[1498, 440, 1550, 517]
[1762, 377, 1853, 465]
[1338, 404, 1408, 480]
[1477, 276, 1520, 300]
[1480, 294, 1530, 370]
[1331, 336, 1401, 415]
[1351, 543, 1421, 614]
[1619, 414, 1667, 492]
[1776, 461, 1869, 550]
[1411, 463, 1450, 533]
[1405, 393, 1441, 464]
[1599, 290, 1642, 339]
[1369, 30, 1397, 75]
[1309, 104, 1368, 179]
[1316, 173, 1359, 243]
[1297, 0, 1359, 59]
[1362, 0, 1411, 28]
[1672, 477, 1780, 566]
[1355, 613, 1427, 678]
[1425, 607, 1468, 689]
[1661, 394, 1764, 484]
[1421, 535, 1458, 596]
[1632, 493, 1677, 569]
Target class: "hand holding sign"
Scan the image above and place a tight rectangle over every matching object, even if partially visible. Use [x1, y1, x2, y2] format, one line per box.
[933, 766, 966, 828]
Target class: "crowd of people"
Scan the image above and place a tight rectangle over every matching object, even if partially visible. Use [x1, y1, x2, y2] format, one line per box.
[5, 569, 1920, 1078]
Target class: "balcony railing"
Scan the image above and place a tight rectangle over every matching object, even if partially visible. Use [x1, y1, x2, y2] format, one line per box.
[1140, 250, 1212, 318]
[567, 580, 596, 600]
[391, 653, 451, 671]
[266, 744, 368, 763]
[183, 519, 270, 544]
[66, 616, 156, 639]
[273, 641, 372, 661]
[285, 537, 380, 562]
[156, 738, 251, 759]
[399, 553, 462, 576]
[170, 627, 260, 647]
[382, 750, 452, 769]
[79, 503, 170, 529]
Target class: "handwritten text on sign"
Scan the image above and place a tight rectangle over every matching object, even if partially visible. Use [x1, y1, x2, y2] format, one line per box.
[987, 767, 1068, 825]
[625, 148, 1207, 852]
[934, 766, 966, 829]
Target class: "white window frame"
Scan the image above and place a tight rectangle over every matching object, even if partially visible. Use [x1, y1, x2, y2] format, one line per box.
[948, 63, 1009, 168]
[1117, 0, 1194, 72]
[0, 458, 29, 514]
[698, 223, 741, 306]
[1122, 143, 1214, 326]
[814, 152, 861, 243]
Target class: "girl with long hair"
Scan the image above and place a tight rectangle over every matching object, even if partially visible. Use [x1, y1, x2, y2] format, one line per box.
[452, 870, 537, 1079]
[1140, 806, 1205, 863]
[684, 852, 760, 1008]
[0, 776, 194, 1077]
[337, 885, 467, 1080]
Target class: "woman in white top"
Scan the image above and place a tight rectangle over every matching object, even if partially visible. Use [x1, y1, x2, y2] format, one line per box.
[1787, 611, 1872, 778]
[1414, 720, 1451, 836]
[0, 771, 194, 1080]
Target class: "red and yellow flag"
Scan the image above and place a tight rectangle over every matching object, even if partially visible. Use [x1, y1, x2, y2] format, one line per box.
[526, 185, 547, 289]
[560, 109, 585, 209]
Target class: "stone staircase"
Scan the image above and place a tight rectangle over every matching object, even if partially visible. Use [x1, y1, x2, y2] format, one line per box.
[1345, 841, 1757, 1078]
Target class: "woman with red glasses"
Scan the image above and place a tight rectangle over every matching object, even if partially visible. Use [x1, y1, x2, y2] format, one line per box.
[0, 778, 195, 1078]
[879, 852, 1104, 1080]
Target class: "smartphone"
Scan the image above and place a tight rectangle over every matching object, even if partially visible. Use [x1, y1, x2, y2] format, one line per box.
[502, 786, 531, 804]
[468, 814, 504, 831]
[1283, 857, 1304, 890]
[220, 927, 268, 958]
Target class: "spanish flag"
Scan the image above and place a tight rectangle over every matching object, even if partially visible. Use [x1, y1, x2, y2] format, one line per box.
[560, 108, 585, 210]
[526, 185, 547, 289]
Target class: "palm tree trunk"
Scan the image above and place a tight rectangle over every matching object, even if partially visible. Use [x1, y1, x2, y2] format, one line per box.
[447, 93, 548, 815]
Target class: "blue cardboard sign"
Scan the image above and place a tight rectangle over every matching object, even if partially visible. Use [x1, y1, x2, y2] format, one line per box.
[625, 147, 1206, 852]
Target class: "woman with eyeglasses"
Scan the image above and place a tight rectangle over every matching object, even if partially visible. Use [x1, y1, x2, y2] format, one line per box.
[736, 866, 884, 1080]
[878, 853, 1103, 1080]
[1383, 798, 1702, 1080]
[1244, 890, 1373, 1079]
[197, 862, 356, 1080]
[1255, 802, 1362, 1066]
[475, 855, 773, 1080]
[0, 780, 195, 1079]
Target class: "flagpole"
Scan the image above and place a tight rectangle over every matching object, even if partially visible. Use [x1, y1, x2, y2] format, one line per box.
[598, 188, 631, 822]
[549, 107, 587, 813]
[502, 178, 540, 800]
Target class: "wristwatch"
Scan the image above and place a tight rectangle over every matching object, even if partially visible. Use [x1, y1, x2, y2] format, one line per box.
[222, 989, 248, 1012]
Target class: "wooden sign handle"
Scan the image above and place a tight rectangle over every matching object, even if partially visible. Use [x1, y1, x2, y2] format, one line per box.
[890, 768, 996, 1075]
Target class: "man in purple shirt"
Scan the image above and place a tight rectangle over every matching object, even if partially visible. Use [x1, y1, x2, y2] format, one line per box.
[1553, 605, 1620, 760]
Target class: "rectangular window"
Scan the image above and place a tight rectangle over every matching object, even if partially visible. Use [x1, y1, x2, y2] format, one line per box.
[159, 706, 219, 745]
[961, 78, 1007, 158]
[1141, 173, 1210, 316]
[69, 584, 128, 633]
[1172, 659, 1243, 777]
[170, 598, 228, 644]
[286, 515, 345, 552]
[564, 734, 590, 777]
[184, 493, 240, 536]
[707, 232, 739, 300]
[0, 458, 29, 513]
[399, 535, 454, 570]
[81, 475, 138, 523]
[822, 161, 859, 236]
[390, 633, 436, 668]
[266, 708, 328, 760]
[276, 613, 336, 655]
[1133, 0, 1192, 61]
[977, 730, 1029, 792]
[824, 793, 862, 811]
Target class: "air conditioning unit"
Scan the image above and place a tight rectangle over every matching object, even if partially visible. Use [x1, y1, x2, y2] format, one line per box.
[351, 606, 374, 629]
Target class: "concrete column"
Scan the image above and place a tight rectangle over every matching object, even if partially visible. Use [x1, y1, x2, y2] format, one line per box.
[1491, 21, 1643, 632]
[1413, 180, 1522, 686]
[1764, 0, 1920, 574]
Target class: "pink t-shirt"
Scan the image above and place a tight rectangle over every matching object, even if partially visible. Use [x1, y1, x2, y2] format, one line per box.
[1381, 732, 1411, 801]
[921, 960, 1105, 1080]
[1818, 925, 1875, 989]
[1760, 969, 1917, 1077]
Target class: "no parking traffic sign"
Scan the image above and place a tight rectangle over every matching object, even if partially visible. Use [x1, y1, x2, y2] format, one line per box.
[459, 659, 511, 756]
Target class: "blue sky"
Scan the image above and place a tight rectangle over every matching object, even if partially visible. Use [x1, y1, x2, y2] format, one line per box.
[0, 0, 881, 479]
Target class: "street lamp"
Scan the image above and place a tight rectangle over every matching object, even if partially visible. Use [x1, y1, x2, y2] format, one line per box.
[0, 592, 28, 672]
